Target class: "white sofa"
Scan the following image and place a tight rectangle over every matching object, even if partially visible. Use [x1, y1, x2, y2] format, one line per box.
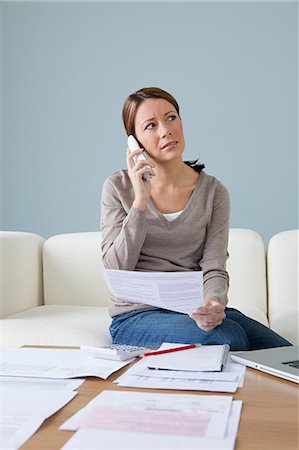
[1, 229, 298, 350]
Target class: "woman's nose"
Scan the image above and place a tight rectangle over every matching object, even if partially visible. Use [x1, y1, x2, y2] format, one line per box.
[160, 126, 171, 139]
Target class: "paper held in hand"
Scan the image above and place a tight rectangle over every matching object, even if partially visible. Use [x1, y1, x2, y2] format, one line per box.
[102, 269, 203, 315]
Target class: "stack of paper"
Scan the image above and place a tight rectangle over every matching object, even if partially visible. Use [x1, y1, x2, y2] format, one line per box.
[0, 345, 245, 448]
[0, 377, 84, 450]
[0, 347, 135, 379]
[143, 343, 229, 371]
[60, 390, 243, 450]
[115, 343, 245, 393]
[0, 347, 135, 449]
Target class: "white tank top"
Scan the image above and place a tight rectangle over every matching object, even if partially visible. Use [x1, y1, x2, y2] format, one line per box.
[162, 210, 184, 222]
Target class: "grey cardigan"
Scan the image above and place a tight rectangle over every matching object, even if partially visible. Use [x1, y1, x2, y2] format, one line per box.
[100, 170, 230, 317]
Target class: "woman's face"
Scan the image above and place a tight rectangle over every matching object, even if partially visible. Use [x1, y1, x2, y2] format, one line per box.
[134, 98, 185, 162]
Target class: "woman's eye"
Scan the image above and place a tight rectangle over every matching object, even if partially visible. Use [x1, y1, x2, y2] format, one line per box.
[145, 122, 156, 130]
[167, 115, 176, 121]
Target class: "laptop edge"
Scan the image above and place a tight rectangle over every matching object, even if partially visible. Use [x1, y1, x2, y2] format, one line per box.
[231, 353, 299, 383]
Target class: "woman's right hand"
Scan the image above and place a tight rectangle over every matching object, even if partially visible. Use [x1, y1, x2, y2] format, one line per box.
[191, 298, 226, 331]
[126, 148, 155, 210]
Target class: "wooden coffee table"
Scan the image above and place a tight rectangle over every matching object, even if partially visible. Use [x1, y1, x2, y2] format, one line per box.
[20, 356, 298, 450]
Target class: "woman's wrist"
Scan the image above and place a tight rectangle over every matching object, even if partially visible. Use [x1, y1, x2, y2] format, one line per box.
[132, 199, 148, 211]
[204, 296, 222, 306]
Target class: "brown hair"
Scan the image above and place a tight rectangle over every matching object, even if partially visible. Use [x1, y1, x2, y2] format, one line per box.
[122, 86, 205, 174]
[122, 87, 180, 136]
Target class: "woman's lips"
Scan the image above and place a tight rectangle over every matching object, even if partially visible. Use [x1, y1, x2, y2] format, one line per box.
[161, 140, 178, 150]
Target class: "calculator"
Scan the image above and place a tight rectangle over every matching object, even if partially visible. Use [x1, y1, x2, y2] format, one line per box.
[80, 344, 149, 361]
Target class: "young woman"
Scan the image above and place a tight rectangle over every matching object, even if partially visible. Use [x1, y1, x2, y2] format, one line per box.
[100, 87, 291, 350]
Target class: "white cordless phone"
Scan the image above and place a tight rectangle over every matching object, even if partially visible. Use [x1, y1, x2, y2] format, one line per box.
[127, 135, 152, 181]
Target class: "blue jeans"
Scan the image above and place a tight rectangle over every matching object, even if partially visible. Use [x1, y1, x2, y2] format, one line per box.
[110, 307, 292, 351]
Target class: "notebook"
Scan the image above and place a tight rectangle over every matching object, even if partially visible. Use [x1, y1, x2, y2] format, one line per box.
[144, 343, 230, 372]
[230, 346, 299, 383]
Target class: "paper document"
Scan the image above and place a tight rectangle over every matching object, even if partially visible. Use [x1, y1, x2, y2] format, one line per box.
[0, 416, 44, 450]
[102, 269, 203, 314]
[114, 345, 245, 393]
[1, 376, 84, 391]
[61, 401, 242, 450]
[3, 387, 77, 418]
[0, 348, 133, 379]
[115, 369, 244, 392]
[143, 343, 229, 372]
[1, 384, 77, 450]
[60, 390, 233, 438]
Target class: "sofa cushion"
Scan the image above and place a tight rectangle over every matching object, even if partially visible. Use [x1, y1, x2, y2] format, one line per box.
[1, 305, 112, 349]
[43, 232, 110, 307]
[43, 230, 269, 325]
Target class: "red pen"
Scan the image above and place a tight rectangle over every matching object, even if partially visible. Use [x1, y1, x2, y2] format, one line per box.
[143, 344, 201, 357]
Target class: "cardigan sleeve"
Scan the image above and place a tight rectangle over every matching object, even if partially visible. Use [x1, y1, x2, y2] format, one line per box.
[100, 176, 148, 270]
[199, 181, 230, 306]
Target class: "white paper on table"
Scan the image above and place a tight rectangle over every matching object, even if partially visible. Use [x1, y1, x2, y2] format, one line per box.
[131, 355, 241, 381]
[62, 401, 242, 450]
[115, 373, 239, 392]
[138, 366, 237, 380]
[0, 348, 133, 379]
[2, 387, 77, 418]
[113, 350, 245, 393]
[143, 343, 229, 372]
[1, 388, 77, 450]
[229, 357, 246, 387]
[0, 415, 44, 450]
[60, 390, 232, 439]
[102, 269, 203, 314]
[140, 360, 246, 386]
[1, 376, 85, 391]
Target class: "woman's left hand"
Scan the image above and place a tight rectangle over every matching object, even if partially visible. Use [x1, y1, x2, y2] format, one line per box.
[190, 298, 226, 332]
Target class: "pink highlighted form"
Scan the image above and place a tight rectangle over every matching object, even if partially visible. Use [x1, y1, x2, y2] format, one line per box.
[75, 407, 212, 437]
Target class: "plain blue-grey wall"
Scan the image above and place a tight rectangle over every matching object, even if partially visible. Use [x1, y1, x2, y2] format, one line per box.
[1, 1, 298, 244]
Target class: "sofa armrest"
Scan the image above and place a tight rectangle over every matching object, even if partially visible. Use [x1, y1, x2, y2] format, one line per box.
[0, 231, 44, 318]
[267, 230, 299, 344]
